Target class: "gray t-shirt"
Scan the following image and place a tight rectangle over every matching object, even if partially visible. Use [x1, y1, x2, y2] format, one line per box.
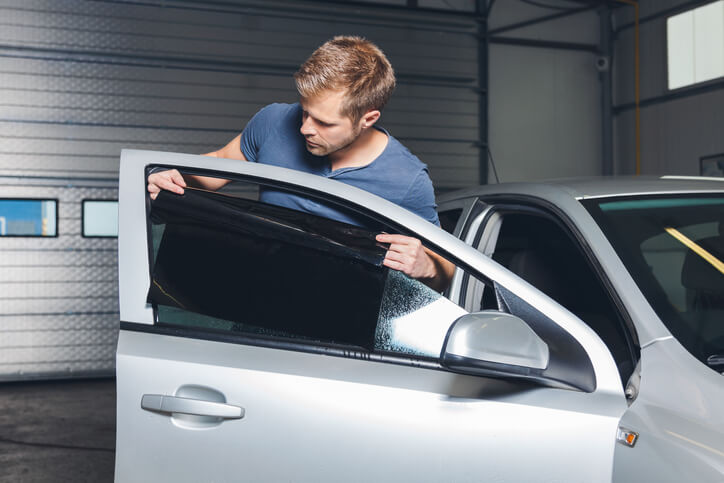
[240, 103, 439, 226]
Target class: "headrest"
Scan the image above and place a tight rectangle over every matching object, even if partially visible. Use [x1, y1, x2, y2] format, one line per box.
[681, 236, 724, 292]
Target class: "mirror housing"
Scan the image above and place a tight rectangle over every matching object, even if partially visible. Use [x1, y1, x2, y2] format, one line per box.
[441, 311, 549, 378]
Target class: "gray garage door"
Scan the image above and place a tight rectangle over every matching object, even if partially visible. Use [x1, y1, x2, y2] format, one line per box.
[0, 0, 480, 380]
[0, 0, 480, 189]
[0, 176, 118, 381]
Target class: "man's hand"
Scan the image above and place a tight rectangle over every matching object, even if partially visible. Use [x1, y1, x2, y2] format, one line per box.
[376, 233, 455, 292]
[376, 233, 437, 278]
[148, 169, 187, 200]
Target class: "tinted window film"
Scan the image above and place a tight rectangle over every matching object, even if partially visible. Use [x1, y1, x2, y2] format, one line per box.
[149, 187, 388, 348]
[82, 200, 118, 237]
[147, 173, 479, 360]
[0, 199, 57, 237]
[487, 211, 636, 385]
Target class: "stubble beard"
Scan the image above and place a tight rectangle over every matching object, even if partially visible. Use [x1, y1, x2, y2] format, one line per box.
[305, 125, 362, 157]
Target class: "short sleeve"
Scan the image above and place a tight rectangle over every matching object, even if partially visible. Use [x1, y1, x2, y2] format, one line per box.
[402, 169, 440, 226]
[240, 104, 282, 163]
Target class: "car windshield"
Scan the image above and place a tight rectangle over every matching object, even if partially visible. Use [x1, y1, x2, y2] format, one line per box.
[584, 194, 724, 371]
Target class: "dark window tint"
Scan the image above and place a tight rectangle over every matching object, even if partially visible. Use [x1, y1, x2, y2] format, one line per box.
[489, 211, 636, 385]
[0, 199, 57, 237]
[147, 174, 474, 360]
[149, 187, 387, 348]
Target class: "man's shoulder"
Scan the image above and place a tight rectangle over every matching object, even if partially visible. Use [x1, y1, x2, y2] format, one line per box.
[381, 132, 428, 172]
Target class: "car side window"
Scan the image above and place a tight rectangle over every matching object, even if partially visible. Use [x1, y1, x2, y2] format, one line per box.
[147, 170, 488, 361]
[438, 208, 463, 234]
[476, 209, 637, 385]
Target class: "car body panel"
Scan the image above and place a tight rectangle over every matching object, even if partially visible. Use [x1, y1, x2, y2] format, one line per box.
[117, 330, 622, 482]
[439, 177, 724, 482]
[116, 150, 627, 482]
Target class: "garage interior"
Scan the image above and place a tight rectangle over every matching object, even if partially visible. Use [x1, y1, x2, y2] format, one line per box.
[0, 0, 722, 481]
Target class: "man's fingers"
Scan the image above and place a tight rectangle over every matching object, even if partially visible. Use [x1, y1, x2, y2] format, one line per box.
[169, 170, 187, 188]
[382, 258, 404, 271]
[158, 177, 185, 194]
[384, 250, 412, 265]
[149, 170, 185, 195]
[376, 233, 415, 245]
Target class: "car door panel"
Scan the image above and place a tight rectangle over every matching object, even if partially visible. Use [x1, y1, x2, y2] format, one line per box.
[117, 150, 627, 482]
[117, 330, 620, 482]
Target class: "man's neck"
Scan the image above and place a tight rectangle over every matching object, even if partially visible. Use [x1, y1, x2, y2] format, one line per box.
[328, 128, 388, 171]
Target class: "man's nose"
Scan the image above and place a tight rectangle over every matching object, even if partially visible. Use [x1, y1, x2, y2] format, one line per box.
[300, 117, 315, 136]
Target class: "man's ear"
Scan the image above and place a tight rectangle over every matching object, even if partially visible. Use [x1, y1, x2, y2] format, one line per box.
[359, 110, 381, 129]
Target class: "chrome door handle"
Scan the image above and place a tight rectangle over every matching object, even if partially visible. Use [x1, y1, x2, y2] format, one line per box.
[141, 394, 245, 419]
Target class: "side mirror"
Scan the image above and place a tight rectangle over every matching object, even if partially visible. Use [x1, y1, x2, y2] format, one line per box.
[441, 312, 549, 378]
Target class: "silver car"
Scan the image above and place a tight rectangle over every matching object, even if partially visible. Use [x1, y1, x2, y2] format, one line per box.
[116, 150, 723, 482]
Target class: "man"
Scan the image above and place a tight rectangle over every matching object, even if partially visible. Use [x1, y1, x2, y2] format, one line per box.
[148, 36, 453, 291]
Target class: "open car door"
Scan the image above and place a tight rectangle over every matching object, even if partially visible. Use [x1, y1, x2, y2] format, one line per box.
[116, 150, 627, 482]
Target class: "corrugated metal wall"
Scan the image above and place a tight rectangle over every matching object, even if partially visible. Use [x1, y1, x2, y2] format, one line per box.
[0, 0, 481, 190]
[0, 177, 117, 380]
[0, 0, 480, 379]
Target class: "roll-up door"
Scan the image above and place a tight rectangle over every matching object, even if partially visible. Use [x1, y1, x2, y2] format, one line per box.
[0, 176, 118, 380]
[0, 0, 480, 379]
[0, 0, 480, 190]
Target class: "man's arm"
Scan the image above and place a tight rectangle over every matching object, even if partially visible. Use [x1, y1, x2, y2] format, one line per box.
[147, 134, 246, 200]
[375, 233, 455, 292]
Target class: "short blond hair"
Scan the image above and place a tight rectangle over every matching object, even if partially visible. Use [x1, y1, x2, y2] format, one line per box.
[294, 36, 396, 122]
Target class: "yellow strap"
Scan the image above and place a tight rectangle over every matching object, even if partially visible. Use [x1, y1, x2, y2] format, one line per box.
[665, 227, 724, 276]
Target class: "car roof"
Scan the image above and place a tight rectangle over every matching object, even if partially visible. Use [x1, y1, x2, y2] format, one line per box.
[438, 176, 724, 203]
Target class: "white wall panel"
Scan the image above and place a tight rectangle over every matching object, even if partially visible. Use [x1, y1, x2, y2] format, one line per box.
[489, 1, 602, 182]
[613, 0, 724, 176]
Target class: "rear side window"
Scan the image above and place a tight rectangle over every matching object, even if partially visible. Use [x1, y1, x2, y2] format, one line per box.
[82, 200, 118, 237]
[438, 208, 463, 234]
[0, 199, 57, 237]
[146, 170, 488, 360]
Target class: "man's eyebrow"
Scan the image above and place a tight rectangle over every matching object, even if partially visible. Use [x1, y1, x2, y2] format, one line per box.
[302, 109, 336, 126]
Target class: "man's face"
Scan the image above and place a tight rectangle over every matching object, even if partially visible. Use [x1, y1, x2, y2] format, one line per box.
[299, 90, 362, 157]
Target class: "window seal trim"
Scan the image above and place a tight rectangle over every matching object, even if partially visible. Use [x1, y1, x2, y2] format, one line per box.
[120, 320, 443, 371]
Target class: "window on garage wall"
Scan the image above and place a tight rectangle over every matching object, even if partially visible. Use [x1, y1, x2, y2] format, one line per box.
[82, 200, 118, 237]
[0, 199, 57, 237]
[667, 0, 724, 89]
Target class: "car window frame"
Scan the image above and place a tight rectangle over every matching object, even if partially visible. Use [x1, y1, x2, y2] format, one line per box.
[137, 164, 493, 372]
[118, 150, 627, 395]
[467, 196, 641, 373]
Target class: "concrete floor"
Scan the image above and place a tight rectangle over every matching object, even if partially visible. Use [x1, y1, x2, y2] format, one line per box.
[0, 378, 116, 482]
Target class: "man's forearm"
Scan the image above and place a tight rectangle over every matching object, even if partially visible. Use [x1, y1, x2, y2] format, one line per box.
[424, 249, 455, 292]
[183, 172, 230, 191]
